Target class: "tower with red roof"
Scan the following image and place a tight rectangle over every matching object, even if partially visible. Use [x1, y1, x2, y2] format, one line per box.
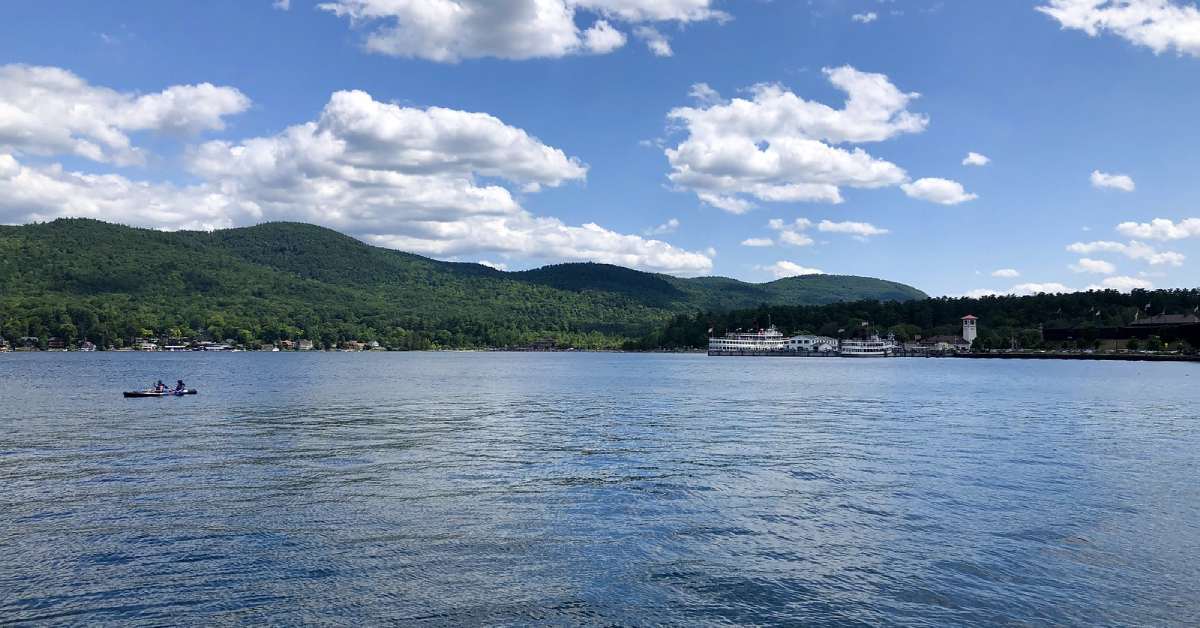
[962, 315, 978, 344]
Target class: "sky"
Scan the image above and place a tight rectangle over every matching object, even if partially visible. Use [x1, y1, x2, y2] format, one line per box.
[2, 0, 1200, 297]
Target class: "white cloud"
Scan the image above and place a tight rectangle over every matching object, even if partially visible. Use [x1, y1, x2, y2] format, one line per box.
[816, 219, 889, 238]
[0, 86, 714, 276]
[1087, 275, 1154, 292]
[852, 12, 878, 23]
[0, 153, 237, 230]
[643, 217, 679, 235]
[768, 217, 815, 246]
[740, 237, 774, 247]
[1069, 257, 1117, 274]
[478, 259, 508, 271]
[583, 20, 628, 53]
[688, 82, 722, 106]
[273, 0, 291, 9]
[1066, 240, 1185, 266]
[991, 268, 1020, 278]
[1037, 0, 1200, 58]
[900, 177, 977, 204]
[778, 230, 814, 246]
[664, 66, 927, 212]
[1012, 282, 1073, 295]
[0, 64, 250, 166]
[317, 0, 725, 62]
[1116, 217, 1200, 240]
[967, 282, 1073, 296]
[759, 261, 824, 279]
[1090, 169, 1135, 192]
[634, 25, 673, 56]
[962, 151, 990, 166]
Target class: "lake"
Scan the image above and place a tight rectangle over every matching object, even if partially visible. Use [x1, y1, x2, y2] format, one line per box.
[1, 352, 1198, 625]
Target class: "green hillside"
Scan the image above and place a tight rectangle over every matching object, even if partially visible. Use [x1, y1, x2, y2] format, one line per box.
[0, 219, 926, 349]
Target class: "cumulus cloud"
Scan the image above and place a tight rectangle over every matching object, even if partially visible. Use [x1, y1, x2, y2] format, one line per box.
[1037, 0, 1200, 58]
[664, 66, 926, 212]
[1013, 282, 1072, 295]
[740, 237, 774, 247]
[583, 20, 628, 53]
[768, 218, 815, 246]
[0, 83, 714, 275]
[1087, 275, 1154, 292]
[0, 153, 235, 230]
[1067, 240, 1185, 266]
[1070, 257, 1117, 274]
[688, 82, 723, 106]
[634, 25, 673, 56]
[0, 64, 249, 166]
[273, 0, 291, 9]
[962, 151, 990, 166]
[964, 282, 1073, 297]
[900, 177, 977, 204]
[852, 12, 878, 23]
[1116, 217, 1200, 240]
[817, 219, 889, 238]
[1091, 169, 1135, 191]
[991, 268, 1020, 278]
[759, 261, 824, 279]
[643, 217, 679, 236]
[317, 0, 725, 62]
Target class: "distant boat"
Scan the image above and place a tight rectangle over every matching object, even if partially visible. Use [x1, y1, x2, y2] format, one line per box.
[839, 336, 896, 357]
[708, 326, 789, 352]
[123, 389, 198, 398]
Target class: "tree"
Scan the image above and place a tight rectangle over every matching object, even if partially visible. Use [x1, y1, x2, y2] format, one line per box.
[1126, 338, 1141, 351]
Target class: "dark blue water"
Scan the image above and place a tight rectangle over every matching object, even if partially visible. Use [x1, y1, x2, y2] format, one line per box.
[1, 352, 1198, 625]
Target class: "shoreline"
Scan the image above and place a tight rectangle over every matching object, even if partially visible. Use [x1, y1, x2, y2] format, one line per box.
[5, 348, 1200, 362]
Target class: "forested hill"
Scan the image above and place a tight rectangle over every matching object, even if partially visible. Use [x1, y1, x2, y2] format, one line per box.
[0, 219, 926, 349]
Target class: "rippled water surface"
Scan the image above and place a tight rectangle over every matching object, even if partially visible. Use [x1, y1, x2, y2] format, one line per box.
[2, 352, 1198, 625]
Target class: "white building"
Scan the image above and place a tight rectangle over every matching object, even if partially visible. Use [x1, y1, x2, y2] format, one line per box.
[786, 335, 838, 352]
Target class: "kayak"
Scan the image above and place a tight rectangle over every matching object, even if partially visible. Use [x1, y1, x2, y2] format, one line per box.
[123, 389, 198, 398]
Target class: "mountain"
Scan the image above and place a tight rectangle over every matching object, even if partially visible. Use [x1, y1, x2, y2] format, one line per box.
[0, 219, 926, 349]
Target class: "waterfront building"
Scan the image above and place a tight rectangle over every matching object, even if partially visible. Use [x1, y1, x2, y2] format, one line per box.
[296, 339, 315, 351]
[919, 335, 972, 352]
[1129, 313, 1200, 328]
[785, 335, 838, 352]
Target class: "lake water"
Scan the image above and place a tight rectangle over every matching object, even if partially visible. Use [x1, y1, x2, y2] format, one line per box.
[1, 352, 1198, 625]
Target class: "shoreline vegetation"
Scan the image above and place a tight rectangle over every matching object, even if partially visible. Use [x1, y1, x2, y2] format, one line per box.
[5, 347, 1199, 363]
[1, 219, 922, 352]
[2, 219, 1199, 361]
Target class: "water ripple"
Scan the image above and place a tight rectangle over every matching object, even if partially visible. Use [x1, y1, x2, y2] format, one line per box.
[1, 352, 1198, 626]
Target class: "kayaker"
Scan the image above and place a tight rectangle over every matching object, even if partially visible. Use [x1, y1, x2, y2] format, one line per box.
[174, 380, 186, 392]
[154, 380, 167, 393]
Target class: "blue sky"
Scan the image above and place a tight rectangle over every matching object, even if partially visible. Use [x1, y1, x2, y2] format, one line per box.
[2, 0, 1200, 296]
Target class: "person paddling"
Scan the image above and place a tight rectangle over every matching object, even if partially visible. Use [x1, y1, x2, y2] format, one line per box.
[154, 380, 167, 393]
[174, 380, 186, 393]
